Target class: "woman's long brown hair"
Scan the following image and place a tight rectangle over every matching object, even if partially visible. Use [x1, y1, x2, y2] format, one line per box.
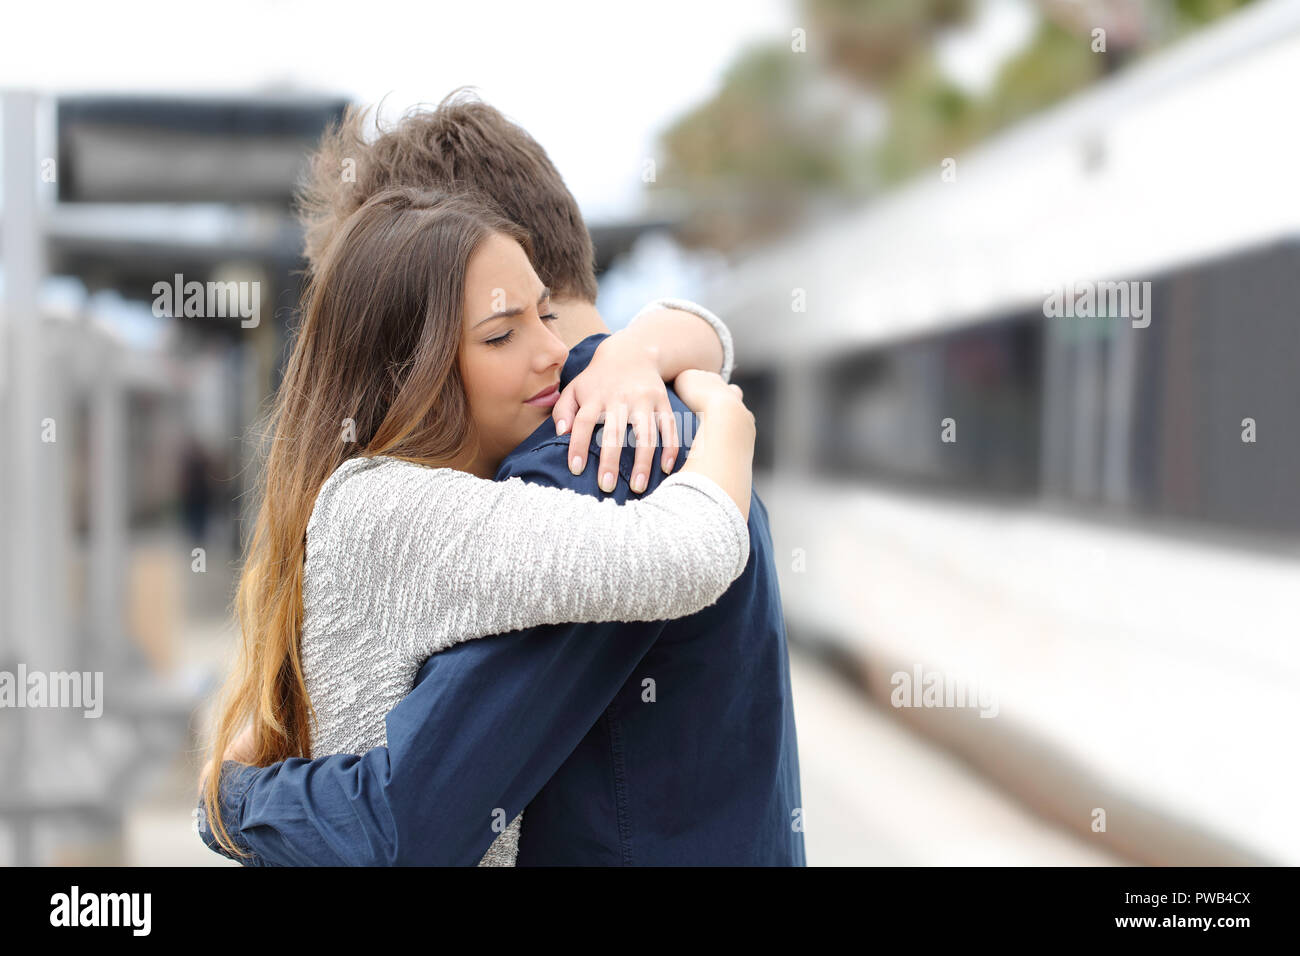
[201, 185, 528, 858]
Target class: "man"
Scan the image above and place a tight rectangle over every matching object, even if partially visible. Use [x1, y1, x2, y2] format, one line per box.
[201, 91, 804, 865]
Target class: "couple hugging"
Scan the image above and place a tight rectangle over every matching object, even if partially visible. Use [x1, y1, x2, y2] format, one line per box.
[199, 90, 804, 867]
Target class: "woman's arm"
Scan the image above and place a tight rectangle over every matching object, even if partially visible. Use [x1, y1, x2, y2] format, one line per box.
[672, 369, 754, 523]
[622, 298, 734, 383]
[313, 380, 753, 661]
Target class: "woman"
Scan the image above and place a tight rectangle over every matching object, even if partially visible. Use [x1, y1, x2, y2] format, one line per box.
[202, 186, 756, 865]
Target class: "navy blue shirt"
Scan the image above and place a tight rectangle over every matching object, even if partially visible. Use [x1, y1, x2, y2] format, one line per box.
[201, 334, 804, 866]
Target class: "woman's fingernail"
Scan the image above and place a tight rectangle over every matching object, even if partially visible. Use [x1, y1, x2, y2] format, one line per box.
[631, 473, 647, 494]
[570, 455, 584, 474]
[555, 419, 567, 435]
[600, 471, 615, 492]
[663, 455, 675, 473]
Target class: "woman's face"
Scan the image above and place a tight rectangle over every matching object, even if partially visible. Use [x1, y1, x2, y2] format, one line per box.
[458, 232, 570, 474]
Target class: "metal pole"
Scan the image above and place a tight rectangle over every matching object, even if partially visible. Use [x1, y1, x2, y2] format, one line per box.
[2, 89, 48, 865]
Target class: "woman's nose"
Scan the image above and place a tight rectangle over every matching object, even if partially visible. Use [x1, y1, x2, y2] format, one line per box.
[534, 318, 568, 369]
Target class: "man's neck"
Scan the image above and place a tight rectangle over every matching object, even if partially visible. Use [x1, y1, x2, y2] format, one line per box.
[551, 296, 609, 346]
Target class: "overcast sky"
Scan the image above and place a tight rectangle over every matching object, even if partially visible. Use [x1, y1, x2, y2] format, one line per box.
[2, 0, 793, 220]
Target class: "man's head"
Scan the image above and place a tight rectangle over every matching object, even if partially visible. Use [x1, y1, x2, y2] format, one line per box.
[299, 89, 599, 305]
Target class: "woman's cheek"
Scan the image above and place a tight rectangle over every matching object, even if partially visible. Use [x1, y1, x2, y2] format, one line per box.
[500, 355, 523, 406]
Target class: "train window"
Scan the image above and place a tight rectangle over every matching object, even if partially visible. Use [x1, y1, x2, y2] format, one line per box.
[1099, 240, 1300, 536]
[815, 315, 1042, 497]
[768, 238, 1300, 543]
[1033, 238, 1300, 539]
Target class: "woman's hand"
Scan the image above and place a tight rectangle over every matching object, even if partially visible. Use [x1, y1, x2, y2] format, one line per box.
[672, 368, 747, 419]
[226, 722, 257, 764]
[552, 335, 681, 495]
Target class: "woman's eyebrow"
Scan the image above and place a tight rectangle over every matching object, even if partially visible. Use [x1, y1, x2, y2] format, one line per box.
[473, 288, 551, 327]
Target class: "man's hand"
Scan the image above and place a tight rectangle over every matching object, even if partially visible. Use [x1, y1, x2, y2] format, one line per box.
[552, 333, 680, 495]
[198, 722, 258, 791]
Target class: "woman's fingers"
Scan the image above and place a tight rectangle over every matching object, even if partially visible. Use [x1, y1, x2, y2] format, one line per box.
[560, 382, 696, 489]
[596, 403, 628, 493]
[567, 403, 602, 476]
[673, 368, 731, 414]
[629, 405, 657, 494]
[658, 400, 680, 474]
[552, 383, 579, 437]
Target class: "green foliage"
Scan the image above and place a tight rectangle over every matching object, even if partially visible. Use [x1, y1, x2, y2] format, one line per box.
[805, 0, 973, 84]
[652, 0, 1257, 248]
[659, 46, 830, 188]
[981, 19, 1103, 130]
[873, 54, 987, 185]
[1173, 0, 1256, 26]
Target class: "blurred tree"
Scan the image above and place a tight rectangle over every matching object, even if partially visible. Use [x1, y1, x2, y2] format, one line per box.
[655, 45, 863, 248]
[873, 52, 989, 185]
[655, 0, 975, 248]
[977, 18, 1104, 130]
[651, 0, 1258, 250]
[1172, 0, 1258, 26]
[807, 0, 973, 84]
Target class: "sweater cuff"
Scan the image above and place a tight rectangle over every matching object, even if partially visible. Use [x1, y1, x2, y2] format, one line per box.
[659, 470, 750, 582]
[631, 298, 734, 383]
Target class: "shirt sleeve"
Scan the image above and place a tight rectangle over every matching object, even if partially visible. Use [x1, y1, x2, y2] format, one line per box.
[196, 761, 273, 866]
[628, 298, 734, 383]
[313, 462, 748, 660]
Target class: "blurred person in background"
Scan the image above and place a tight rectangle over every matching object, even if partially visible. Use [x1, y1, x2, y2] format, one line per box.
[200, 93, 804, 866]
[180, 437, 214, 545]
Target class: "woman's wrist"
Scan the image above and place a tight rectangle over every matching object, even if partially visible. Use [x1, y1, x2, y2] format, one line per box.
[629, 299, 733, 382]
[699, 394, 755, 434]
[620, 306, 723, 381]
[595, 330, 658, 374]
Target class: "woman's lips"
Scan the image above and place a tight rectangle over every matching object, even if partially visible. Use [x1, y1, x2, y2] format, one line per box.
[524, 384, 560, 407]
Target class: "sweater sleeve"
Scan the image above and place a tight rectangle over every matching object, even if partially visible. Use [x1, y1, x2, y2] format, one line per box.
[629, 298, 735, 383]
[308, 459, 749, 659]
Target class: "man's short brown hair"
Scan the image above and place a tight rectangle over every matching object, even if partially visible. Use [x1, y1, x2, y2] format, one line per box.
[299, 89, 598, 302]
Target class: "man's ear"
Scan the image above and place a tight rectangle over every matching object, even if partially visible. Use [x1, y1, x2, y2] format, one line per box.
[548, 297, 610, 347]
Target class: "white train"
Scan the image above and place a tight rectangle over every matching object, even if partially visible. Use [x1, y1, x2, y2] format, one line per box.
[707, 0, 1300, 864]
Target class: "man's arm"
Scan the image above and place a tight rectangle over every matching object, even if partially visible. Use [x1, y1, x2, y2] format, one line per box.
[205, 608, 666, 865]
[201, 410, 691, 865]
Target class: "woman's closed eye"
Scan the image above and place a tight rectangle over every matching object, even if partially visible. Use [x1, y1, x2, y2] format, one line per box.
[486, 312, 561, 347]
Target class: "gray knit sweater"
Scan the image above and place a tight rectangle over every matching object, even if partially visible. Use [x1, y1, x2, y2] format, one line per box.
[300, 457, 750, 865]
